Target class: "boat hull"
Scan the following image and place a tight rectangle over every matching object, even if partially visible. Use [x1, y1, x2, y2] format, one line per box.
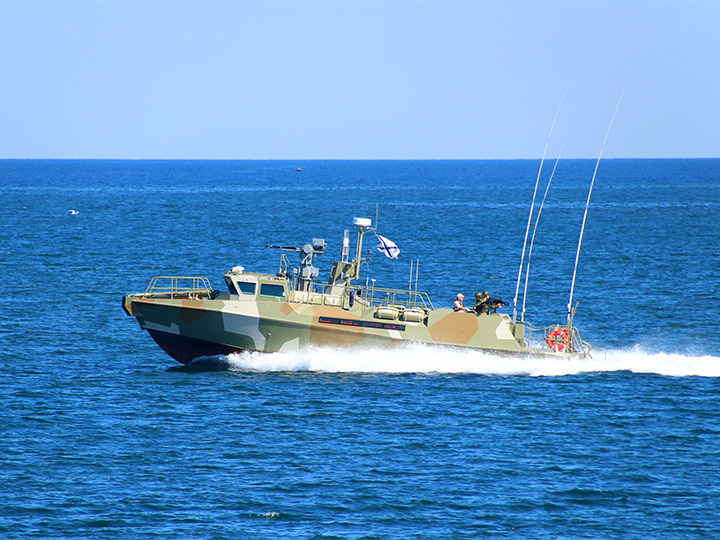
[147, 329, 245, 365]
[123, 292, 577, 365]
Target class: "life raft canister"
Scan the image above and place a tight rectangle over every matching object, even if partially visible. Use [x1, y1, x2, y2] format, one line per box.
[546, 327, 569, 352]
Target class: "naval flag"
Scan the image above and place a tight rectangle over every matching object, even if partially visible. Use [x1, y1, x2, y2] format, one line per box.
[376, 234, 400, 259]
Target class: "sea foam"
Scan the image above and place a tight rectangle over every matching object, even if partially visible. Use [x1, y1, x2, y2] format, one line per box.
[224, 344, 720, 377]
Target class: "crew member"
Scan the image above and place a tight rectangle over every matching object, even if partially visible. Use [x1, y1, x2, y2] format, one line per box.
[474, 291, 491, 314]
[453, 293, 467, 311]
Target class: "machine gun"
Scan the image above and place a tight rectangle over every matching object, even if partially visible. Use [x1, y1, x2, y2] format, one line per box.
[475, 296, 510, 314]
[266, 238, 326, 291]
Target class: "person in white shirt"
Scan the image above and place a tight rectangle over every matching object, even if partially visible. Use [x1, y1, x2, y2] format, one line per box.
[453, 293, 470, 312]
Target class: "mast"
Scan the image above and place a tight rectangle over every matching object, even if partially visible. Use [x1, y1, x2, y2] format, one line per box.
[520, 145, 564, 321]
[342, 230, 350, 262]
[512, 85, 569, 322]
[567, 89, 625, 324]
[352, 217, 372, 281]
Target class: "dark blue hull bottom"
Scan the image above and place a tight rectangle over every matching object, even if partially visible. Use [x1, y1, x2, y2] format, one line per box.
[147, 329, 246, 365]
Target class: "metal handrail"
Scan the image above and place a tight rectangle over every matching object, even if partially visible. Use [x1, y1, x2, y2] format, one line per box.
[278, 254, 291, 277]
[143, 276, 213, 299]
[361, 284, 434, 311]
[524, 323, 592, 357]
[292, 279, 434, 311]
[569, 325, 593, 357]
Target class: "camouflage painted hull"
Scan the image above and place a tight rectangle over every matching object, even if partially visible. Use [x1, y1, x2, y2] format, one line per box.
[123, 288, 580, 366]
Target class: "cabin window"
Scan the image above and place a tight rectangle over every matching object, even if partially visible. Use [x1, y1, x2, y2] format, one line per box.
[237, 282, 257, 295]
[260, 283, 285, 298]
[225, 277, 240, 295]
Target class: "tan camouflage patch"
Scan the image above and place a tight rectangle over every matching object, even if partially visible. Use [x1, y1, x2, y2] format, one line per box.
[428, 311, 479, 345]
[280, 302, 298, 315]
[309, 324, 366, 348]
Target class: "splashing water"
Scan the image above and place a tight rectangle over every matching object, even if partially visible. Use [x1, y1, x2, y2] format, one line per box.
[220, 343, 720, 377]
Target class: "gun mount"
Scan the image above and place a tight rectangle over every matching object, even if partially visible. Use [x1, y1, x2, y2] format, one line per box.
[266, 238, 326, 291]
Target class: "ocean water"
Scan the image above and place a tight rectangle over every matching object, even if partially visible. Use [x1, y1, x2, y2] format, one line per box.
[1, 159, 719, 539]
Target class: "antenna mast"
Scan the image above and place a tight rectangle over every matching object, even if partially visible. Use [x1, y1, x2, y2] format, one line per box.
[520, 145, 564, 322]
[567, 89, 625, 324]
[513, 85, 569, 322]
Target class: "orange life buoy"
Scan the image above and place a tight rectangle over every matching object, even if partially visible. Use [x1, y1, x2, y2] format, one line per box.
[546, 327, 569, 352]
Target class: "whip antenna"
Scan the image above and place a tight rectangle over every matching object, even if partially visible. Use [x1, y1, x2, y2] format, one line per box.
[567, 89, 625, 324]
[520, 144, 564, 322]
[513, 84, 569, 322]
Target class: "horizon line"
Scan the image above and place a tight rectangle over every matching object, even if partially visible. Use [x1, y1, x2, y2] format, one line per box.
[1, 156, 718, 161]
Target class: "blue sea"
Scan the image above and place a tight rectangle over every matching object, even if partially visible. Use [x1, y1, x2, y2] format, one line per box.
[1, 159, 719, 539]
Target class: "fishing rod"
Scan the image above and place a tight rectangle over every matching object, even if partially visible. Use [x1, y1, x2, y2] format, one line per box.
[567, 89, 625, 325]
[512, 84, 569, 323]
[520, 144, 564, 322]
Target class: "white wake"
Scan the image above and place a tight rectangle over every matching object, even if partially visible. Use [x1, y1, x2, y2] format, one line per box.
[223, 344, 720, 377]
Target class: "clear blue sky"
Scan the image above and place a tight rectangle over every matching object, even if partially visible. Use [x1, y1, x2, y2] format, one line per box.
[1, 1, 718, 159]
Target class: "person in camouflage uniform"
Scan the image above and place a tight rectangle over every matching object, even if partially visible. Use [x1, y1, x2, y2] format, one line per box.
[474, 291, 492, 315]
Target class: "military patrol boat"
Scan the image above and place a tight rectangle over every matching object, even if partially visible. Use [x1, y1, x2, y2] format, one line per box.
[123, 218, 592, 365]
